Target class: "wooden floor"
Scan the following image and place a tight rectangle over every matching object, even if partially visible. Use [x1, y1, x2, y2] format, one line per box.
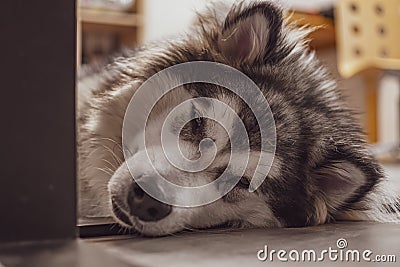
[84, 221, 400, 267]
[1, 222, 399, 267]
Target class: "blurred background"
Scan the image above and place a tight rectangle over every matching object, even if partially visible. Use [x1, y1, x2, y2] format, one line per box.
[77, 0, 400, 164]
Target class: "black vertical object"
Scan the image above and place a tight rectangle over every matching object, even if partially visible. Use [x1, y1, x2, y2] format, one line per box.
[0, 1, 76, 241]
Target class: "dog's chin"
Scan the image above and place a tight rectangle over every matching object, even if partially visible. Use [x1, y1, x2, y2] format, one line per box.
[111, 212, 185, 236]
[112, 211, 241, 236]
[134, 222, 186, 237]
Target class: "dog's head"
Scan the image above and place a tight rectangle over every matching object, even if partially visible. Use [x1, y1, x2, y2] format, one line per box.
[106, 1, 368, 236]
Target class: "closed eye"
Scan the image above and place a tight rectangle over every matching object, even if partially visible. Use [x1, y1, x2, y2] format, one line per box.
[191, 104, 205, 132]
[237, 176, 250, 189]
[193, 117, 204, 130]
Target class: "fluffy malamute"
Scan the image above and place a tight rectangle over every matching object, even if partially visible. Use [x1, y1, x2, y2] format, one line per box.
[78, 1, 400, 236]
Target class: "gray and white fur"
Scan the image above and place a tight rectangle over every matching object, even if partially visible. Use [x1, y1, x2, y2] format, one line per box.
[78, 0, 400, 236]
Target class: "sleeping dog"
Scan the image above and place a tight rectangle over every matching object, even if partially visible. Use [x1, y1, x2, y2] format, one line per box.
[78, 0, 400, 236]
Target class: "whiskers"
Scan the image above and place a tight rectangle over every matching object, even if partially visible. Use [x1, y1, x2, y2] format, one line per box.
[96, 166, 114, 177]
[89, 137, 124, 177]
[115, 223, 135, 236]
[99, 138, 123, 166]
[180, 220, 242, 234]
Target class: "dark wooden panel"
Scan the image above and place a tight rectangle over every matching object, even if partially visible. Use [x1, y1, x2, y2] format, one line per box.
[0, 1, 76, 241]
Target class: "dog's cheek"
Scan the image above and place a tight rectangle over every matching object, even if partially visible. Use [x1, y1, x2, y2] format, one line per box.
[262, 178, 316, 227]
[222, 187, 247, 203]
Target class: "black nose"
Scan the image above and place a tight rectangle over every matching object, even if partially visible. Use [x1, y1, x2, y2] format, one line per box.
[128, 182, 172, 222]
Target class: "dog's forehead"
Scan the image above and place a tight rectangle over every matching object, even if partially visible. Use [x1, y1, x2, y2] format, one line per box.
[185, 83, 244, 113]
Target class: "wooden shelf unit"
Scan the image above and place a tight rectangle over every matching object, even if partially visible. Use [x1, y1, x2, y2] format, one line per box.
[77, 0, 144, 66]
[78, 8, 143, 27]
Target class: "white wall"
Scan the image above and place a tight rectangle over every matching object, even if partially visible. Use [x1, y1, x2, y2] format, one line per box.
[142, 0, 211, 42]
[378, 76, 400, 143]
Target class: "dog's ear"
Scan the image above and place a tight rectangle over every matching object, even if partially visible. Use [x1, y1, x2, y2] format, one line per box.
[218, 2, 289, 64]
[312, 161, 369, 212]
